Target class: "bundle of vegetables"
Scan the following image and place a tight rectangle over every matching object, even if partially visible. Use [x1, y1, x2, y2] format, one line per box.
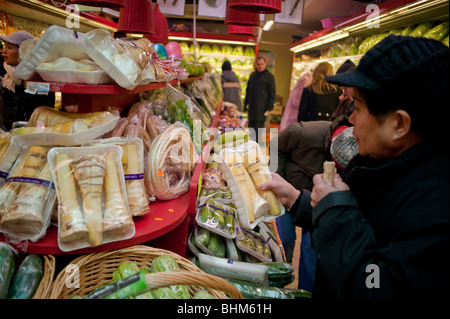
[0, 133, 22, 187]
[147, 122, 197, 201]
[0, 243, 44, 299]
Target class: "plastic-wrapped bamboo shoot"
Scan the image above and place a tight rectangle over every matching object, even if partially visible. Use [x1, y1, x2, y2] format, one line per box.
[103, 152, 134, 239]
[0, 162, 55, 240]
[122, 142, 150, 216]
[323, 161, 336, 186]
[71, 154, 106, 247]
[55, 153, 88, 244]
[223, 152, 269, 223]
[244, 149, 281, 217]
[0, 146, 48, 218]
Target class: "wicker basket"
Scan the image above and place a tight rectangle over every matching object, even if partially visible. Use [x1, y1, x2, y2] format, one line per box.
[33, 255, 56, 299]
[49, 245, 243, 299]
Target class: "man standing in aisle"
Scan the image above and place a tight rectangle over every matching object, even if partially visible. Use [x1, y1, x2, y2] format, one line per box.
[244, 56, 276, 144]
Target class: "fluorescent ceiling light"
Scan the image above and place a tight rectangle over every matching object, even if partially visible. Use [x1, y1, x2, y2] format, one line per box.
[263, 20, 274, 31]
[168, 36, 257, 46]
[290, 31, 349, 53]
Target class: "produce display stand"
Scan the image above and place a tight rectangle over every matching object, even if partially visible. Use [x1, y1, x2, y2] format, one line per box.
[0, 75, 221, 258]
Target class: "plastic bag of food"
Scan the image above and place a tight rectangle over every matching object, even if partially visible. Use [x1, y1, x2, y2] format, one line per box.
[48, 145, 135, 252]
[235, 224, 272, 263]
[0, 146, 55, 243]
[0, 135, 22, 188]
[146, 122, 197, 201]
[194, 226, 226, 258]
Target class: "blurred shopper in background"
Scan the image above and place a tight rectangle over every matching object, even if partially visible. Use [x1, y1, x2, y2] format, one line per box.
[221, 60, 242, 111]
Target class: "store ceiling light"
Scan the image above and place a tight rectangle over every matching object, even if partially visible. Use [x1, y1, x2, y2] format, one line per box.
[71, 0, 125, 9]
[290, 30, 350, 53]
[263, 20, 274, 31]
[228, 0, 282, 14]
[118, 0, 155, 34]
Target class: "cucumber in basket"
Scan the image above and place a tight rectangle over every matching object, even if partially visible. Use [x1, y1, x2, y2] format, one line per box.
[8, 254, 43, 299]
[0, 242, 16, 299]
[226, 278, 312, 299]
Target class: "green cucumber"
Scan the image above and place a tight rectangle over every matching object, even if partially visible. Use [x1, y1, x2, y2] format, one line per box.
[0, 242, 15, 299]
[8, 254, 43, 299]
[200, 206, 213, 223]
[151, 255, 191, 299]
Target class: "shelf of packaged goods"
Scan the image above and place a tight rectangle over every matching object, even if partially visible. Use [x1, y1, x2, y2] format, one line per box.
[0, 102, 223, 257]
[26, 76, 204, 112]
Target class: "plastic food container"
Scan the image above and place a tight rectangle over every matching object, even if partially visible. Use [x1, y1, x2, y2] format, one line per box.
[36, 68, 113, 85]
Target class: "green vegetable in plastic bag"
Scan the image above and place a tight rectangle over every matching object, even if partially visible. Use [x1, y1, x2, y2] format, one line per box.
[409, 21, 434, 37]
[424, 22, 449, 41]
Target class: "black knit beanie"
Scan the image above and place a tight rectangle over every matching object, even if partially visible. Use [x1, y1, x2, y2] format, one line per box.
[222, 60, 232, 71]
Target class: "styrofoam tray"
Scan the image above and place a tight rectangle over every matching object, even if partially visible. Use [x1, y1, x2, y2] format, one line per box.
[36, 68, 113, 85]
[13, 25, 89, 81]
[13, 113, 119, 147]
[83, 29, 140, 90]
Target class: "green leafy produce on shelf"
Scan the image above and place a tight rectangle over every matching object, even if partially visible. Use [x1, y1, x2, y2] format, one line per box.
[401, 24, 417, 35]
[233, 46, 244, 56]
[189, 43, 196, 53]
[244, 47, 255, 57]
[409, 21, 434, 37]
[172, 99, 194, 134]
[200, 44, 212, 54]
[222, 45, 233, 55]
[423, 22, 449, 41]
[180, 42, 190, 52]
[232, 60, 242, 67]
[442, 34, 449, 47]
[212, 44, 221, 54]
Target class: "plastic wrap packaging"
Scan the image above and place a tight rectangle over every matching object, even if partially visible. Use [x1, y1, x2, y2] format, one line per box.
[195, 198, 237, 239]
[146, 122, 198, 201]
[195, 226, 226, 258]
[13, 25, 89, 81]
[12, 106, 120, 147]
[198, 253, 269, 284]
[258, 222, 284, 263]
[197, 186, 233, 204]
[219, 141, 285, 229]
[235, 224, 272, 263]
[0, 135, 22, 188]
[0, 146, 56, 243]
[87, 137, 150, 217]
[48, 145, 135, 252]
[146, 115, 170, 143]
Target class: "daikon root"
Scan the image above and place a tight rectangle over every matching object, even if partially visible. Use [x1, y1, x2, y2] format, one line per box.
[56, 153, 88, 243]
[103, 152, 134, 239]
[71, 154, 106, 247]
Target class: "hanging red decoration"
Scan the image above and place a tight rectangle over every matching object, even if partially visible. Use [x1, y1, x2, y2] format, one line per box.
[70, 0, 126, 9]
[228, 24, 256, 36]
[228, 0, 282, 14]
[145, 3, 169, 44]
[225, 6, 260, 26]
[118, 0, 155, 34]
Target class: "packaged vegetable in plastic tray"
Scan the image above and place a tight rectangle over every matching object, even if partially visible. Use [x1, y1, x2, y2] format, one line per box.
[197, 185, 233, 204]
[196, 198, 237, 239]
[87, 137, 150, 217]
[0, 135, 22, 187]
[235, 224, 272, 263]
[11, 106, 120, 147]
[201, 160, 226, 188]
[188, 225, 201, 257]
[258, 221, 285, 263]
[219, 141, 285, 229]
[13, 25, 89, 81]
[194, 225, 226, 258]
[0, 146, 56, 243]
[48, 145, 135, 252]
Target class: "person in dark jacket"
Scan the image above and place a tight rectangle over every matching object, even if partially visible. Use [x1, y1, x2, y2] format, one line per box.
[221, 60, 242, 111]
[260, 35, 449, 298]
[297, 62, 342, 122]
[244, 56, 275, 143]
[0, 31, 55, 131]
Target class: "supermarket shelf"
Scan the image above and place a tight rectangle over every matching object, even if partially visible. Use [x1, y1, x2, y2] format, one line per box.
[27, 76, 204, 95]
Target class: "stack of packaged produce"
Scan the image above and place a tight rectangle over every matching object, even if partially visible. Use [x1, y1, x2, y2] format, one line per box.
[188, 122, 312, 298]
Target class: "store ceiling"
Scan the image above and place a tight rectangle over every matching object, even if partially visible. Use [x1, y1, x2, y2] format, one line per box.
[0, 0, 375, 43]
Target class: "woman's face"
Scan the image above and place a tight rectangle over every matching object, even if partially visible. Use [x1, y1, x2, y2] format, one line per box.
[2, 42, 20, 66]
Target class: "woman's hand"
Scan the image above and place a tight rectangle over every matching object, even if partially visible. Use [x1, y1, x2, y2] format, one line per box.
[258, 173, 300, 209]
[310, 174, 350, 207]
